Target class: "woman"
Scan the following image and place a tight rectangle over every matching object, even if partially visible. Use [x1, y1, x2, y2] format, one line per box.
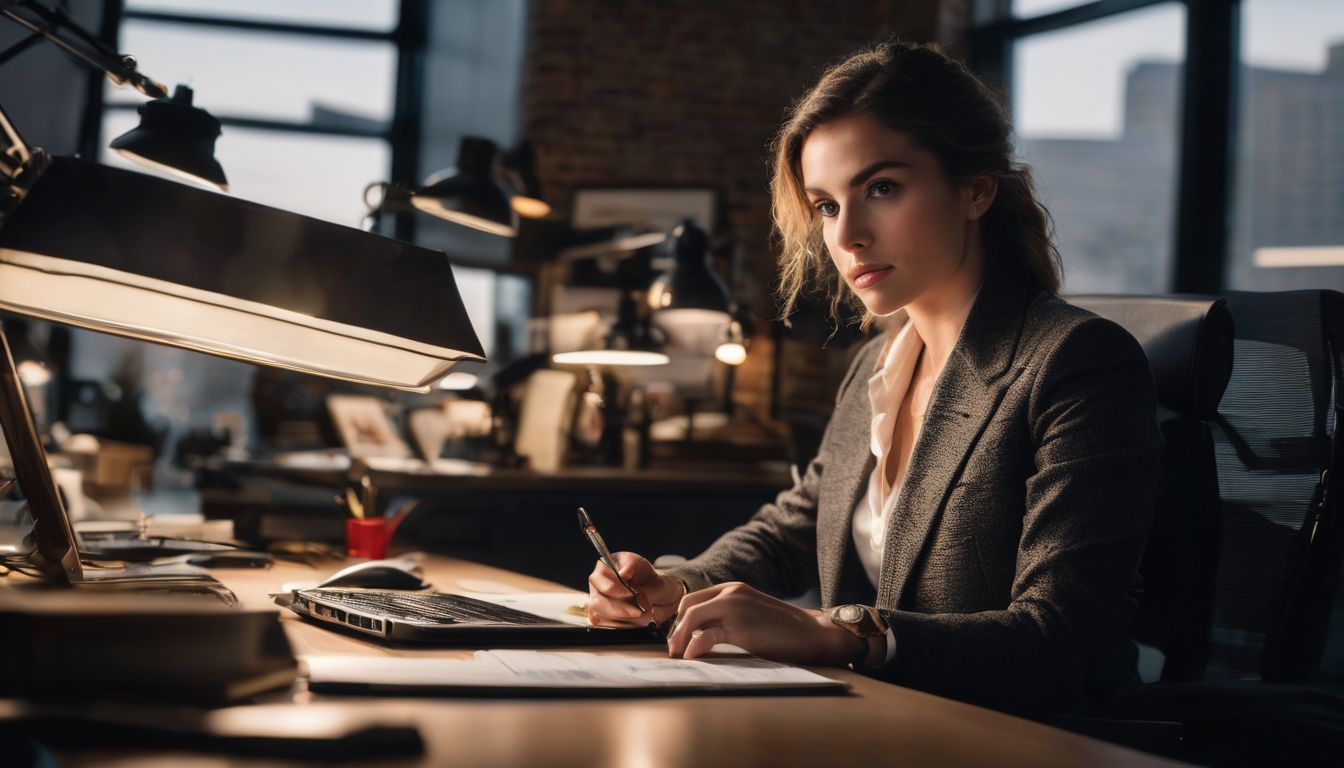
[587, 41, 1163, 717]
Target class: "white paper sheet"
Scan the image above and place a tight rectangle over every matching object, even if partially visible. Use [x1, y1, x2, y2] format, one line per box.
[453, 591, 590, 626]
[303, 651, 846, 693]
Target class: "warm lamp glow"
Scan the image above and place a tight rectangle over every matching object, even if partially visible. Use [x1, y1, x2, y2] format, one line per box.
[552, 350, 669, 367]
[112, 148, 227, 192]
[510, 195, 552, 219]
[438, 371, 480, 390]
[410, 196, 517, 237]
[16, 359, 50, 386]
[714, 342, 747, 366]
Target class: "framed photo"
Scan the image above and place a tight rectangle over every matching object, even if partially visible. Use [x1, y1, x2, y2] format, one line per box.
[326, 394, 411, 459]
[571, 187, 717, 233]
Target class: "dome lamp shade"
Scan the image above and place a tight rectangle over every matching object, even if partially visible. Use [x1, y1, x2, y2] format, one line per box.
[109, 84, 227, 192]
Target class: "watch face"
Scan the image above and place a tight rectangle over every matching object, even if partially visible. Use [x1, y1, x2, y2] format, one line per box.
[837, 604, 863, 624]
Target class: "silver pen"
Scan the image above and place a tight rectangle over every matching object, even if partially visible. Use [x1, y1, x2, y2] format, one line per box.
[577, 506, 646, 614]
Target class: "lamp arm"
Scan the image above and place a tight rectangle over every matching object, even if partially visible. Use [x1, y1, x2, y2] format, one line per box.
[0, 322, 79, 581]
[0, 103, 48, 222]
[0, 0, 167, 98]
[0, 102, 32, 176]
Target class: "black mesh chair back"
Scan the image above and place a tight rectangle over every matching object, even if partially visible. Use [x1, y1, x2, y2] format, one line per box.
[1206, 290, 1344, 684]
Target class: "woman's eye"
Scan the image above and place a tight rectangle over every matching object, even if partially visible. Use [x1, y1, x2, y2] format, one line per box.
[868, 180, 897, 197]
[814, 201, 838, 217]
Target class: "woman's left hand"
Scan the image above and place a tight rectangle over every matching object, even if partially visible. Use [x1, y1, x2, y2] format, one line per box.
[666, 582, 865, 666]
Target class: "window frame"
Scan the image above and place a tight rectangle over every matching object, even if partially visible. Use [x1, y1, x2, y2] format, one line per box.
[969, 0, 1239, 293]
[85, 0, 428, 242]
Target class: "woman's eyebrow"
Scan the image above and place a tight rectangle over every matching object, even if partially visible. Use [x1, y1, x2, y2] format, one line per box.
[804, 159, 912, 196]
[847, 159, 911, 187]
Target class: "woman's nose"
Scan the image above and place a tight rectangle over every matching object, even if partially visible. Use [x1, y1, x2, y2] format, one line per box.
[835, 210, 872, 253]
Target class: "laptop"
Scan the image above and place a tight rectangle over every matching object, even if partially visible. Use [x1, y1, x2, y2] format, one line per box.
[276, 588, 665, 645]
[0, 336, 236, 600]
[73, 521, 250, 562]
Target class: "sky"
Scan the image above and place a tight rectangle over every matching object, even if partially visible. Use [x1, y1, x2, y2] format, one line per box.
[1015, 0, 1344, 140]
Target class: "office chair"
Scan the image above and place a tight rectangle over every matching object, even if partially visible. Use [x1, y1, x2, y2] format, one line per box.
[1065, 291, 1344, 766]
[1069, 295, 1233, 683]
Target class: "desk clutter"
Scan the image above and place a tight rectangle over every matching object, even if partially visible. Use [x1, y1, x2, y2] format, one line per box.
[0, 554, 847, 763]
[0, 589, 296, 705]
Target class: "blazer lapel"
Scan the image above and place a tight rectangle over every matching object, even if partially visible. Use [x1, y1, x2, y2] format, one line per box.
[817, 343, 881, 608]
[875, 270, 1032, 610]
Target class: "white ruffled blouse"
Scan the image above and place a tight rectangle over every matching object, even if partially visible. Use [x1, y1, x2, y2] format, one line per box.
[852, 316, 926, 590]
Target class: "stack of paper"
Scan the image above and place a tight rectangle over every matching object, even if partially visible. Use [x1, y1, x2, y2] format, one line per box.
[304, 650, 847, 696]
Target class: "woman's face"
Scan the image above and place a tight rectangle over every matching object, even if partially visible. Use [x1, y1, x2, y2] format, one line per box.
[800, 114, 975, 317]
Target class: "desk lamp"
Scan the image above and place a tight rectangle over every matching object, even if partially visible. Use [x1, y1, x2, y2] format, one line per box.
[498, 140, 551, 219]
[715, 303, 753, 367]
[2, 0, 228, 191]
[0, 111, 485, 581]
[551, 291, 670, 368]
[550, 253, 667, 468]
[647, 219, 732, 323]
[364, 137, 551, 238]
[551, 229, 670, 367]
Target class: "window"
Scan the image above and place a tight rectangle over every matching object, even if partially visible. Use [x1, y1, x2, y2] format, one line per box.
[121, 0, 398, 32]
[972, 0, 1241, 294]
[1013, 0, 1091, 18]
[100, 12, 399, 226]
[1012, 3, 1186, 292]
[1227, 0, 1344, 291]
[80, 3, 417, 465]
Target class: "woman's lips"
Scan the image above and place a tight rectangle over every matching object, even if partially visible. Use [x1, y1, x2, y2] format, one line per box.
[850, 265, 892, 289]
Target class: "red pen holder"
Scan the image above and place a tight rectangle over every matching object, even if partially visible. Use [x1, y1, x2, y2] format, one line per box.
[345, 517, 394, 559]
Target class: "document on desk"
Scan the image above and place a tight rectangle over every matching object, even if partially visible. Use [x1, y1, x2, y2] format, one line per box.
[304, 650, 848, 696]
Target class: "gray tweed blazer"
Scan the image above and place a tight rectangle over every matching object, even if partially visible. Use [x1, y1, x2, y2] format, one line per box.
[664, 267, 1164, 716]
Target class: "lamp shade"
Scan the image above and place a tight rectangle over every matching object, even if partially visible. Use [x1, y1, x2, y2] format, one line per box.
[499, 141, 551, 219]
[108, 85, 228, 192]
[0, 156, 485, 391]
[552, 292, 668, 367]
[648, 219, 731, 322]
[411, 137, 515, 237]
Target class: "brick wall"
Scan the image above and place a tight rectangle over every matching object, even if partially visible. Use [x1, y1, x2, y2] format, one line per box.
[521, 0, 964, 418]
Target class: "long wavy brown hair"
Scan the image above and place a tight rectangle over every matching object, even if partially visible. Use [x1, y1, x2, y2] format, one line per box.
[770, 41, 1062, 328]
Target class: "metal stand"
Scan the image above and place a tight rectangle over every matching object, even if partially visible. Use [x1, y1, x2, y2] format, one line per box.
[0, 322, 80, 581]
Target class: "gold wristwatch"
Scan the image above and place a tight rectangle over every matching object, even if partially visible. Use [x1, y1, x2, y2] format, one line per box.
[829, 604, 889, 668]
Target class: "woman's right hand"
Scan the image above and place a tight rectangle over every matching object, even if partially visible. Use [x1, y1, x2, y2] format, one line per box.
[586, 551, 685, 627]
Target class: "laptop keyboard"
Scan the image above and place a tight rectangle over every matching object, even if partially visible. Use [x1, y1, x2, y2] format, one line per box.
[302, 589, 554, 625]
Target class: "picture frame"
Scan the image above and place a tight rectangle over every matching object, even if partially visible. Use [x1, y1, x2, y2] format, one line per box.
[325, 394, 412, 459]
[571, 186, 718, 233]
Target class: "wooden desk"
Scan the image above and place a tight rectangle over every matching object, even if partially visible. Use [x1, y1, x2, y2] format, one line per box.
[35, 555, 1184, 767]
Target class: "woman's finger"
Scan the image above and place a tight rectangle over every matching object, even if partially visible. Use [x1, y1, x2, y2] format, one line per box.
[584, 592, 647, 625]
[612, 552, 658, 584]
[667, 592, 741, 656]
[589, 560, 641, 600]
[673, 580, 741, 614]
[681, 624, 728, 659]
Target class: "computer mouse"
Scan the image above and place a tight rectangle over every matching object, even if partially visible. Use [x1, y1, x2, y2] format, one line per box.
[316, 558, 432, 590]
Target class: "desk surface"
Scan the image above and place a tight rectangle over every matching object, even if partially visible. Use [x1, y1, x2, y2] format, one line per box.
[59, 556, 1183, 768]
